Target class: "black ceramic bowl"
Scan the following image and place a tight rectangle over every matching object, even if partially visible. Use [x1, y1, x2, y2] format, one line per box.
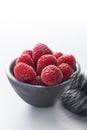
[6, 59, 81, 107]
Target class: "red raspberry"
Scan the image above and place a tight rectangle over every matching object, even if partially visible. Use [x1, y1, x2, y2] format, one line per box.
[59, 63, 74, 81]
[41, 65, 63, 85]
[32, 43, 52, 64]
[37, 54, 58, 75]
[53, 52, 63, 59]
[57, 54, 76, 69]
[16, 54, 34, 68]
[22, 50, 32, 57]
[14, 63, 36, 82]
[29, 76, 44, 85]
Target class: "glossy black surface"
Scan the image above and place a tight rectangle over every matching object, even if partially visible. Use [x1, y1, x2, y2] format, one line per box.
[62, 73, 87, 116]
[6, 59, 81, 107]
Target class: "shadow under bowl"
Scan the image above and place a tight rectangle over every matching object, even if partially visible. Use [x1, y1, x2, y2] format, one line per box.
[6, 59, 81, 107]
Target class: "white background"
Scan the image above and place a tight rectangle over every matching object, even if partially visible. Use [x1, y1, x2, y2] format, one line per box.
[0, 0, 87, 130]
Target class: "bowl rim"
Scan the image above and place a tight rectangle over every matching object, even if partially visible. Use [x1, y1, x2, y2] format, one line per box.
[6, 58, 81, 89]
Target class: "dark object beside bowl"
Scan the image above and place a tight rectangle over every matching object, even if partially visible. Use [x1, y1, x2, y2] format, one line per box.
[6, 59, 81, 107]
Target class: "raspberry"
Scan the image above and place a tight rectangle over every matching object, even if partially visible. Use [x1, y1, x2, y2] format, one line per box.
[37, 54, 58, 75]
[16, 54, 34, 68]
[59, 63, 74, 81]
[53, 52, 63, 59]
[14, 62, 36, 82]
[57, 54, 76, 69]
[22, 50, 32, 57]
[41, 65, 63, 85]
[32, 43, 52, 64]
[29, 76, 44, 85]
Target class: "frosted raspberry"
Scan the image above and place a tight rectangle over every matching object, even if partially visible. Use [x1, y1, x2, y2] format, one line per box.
[16, 54, 34, 68]
[22, 50, 32, 57]
[29, 76, 44, 85]
[37, 54, 58, 75]
[57, 54, 76, 69]
[41, 65, 63, 85]
[59, 63, 74, 81]
[14, 62, 36, 82]
[32, 43, 52, 64]
[53, 52, 63, 59]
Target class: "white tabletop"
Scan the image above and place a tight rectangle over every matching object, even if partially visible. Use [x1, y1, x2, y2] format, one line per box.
[0, 0, 87, 130]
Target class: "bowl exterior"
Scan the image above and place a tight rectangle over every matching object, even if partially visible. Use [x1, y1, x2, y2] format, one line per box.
[6, 59, 81, 107]
[7, 75, 69, 107]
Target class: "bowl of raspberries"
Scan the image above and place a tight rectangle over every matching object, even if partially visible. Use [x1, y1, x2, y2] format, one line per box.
[6, 43, 80, 107]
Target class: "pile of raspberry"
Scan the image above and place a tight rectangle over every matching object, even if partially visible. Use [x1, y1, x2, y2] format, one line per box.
[14, 43, 76, 86]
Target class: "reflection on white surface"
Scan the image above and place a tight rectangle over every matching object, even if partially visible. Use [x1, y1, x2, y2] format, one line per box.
[55, 101, 87, 130]
[25, 102, 87, 130]
[25, 106, 59, 130]
[2, 99, 87, 130]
